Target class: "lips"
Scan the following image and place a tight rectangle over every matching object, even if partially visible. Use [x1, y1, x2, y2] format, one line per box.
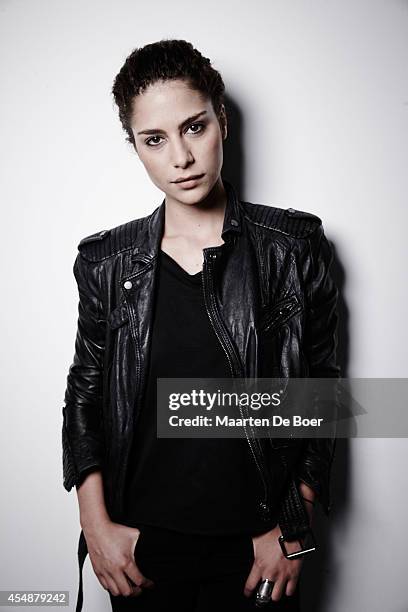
[174, 173, 204, 183]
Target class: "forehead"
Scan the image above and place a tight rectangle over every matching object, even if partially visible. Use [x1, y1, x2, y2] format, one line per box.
[131, 79, 211, 126]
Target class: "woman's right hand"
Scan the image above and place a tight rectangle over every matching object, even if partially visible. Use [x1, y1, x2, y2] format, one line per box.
[83, 519, 155, 597]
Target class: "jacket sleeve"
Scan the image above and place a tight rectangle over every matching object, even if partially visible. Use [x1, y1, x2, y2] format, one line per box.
[295, 223, 341, 516]
[62, 251, 106, 492]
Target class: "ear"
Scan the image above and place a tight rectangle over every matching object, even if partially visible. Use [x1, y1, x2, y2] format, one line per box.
[218, 104, 228, 140]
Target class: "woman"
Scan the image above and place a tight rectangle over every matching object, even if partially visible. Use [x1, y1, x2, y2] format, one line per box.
[62, 39, 340, 611]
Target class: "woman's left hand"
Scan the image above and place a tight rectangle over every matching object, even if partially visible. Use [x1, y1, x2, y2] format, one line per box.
[243, 524, 304, 602]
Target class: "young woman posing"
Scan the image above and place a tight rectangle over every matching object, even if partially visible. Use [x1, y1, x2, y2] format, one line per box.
[62, 39, 340, 612]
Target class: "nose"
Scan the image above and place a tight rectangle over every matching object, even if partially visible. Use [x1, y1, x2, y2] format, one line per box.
[171, 137, 194, 168]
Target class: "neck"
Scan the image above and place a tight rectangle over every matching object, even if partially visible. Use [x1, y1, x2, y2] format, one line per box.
[163, 176, 227, 241]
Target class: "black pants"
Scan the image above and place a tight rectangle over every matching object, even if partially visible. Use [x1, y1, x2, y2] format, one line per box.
[109, 524, 301, 611]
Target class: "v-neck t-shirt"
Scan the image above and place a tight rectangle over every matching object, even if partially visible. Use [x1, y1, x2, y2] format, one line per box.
[121, 248, 274, 535]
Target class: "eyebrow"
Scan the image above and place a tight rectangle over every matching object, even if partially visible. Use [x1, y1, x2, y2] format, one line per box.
[136, 110, 208, 136]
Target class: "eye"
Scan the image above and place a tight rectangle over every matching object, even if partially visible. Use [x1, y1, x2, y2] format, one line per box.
[186, 122, 205, 135]
[145, 135, 164, 147]
[144, 123, 205, 147]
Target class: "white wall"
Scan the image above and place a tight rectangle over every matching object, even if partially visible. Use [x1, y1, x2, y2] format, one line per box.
[0, 1, 407, 610]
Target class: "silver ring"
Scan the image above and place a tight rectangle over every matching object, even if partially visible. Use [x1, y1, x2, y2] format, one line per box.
[256, 578, 274, 607]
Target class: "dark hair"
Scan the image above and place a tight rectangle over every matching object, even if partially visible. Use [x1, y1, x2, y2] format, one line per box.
[111, 39, 226, 149]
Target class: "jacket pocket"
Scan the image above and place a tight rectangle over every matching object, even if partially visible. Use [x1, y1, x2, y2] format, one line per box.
[108, 303, 129, 330]
[259, 294, 303, 336]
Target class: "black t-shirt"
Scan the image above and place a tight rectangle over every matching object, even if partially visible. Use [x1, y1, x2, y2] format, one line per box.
[121, 248, 273, 535]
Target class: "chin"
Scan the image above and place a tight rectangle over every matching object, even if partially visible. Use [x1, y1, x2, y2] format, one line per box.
[172, 181, 210, 203]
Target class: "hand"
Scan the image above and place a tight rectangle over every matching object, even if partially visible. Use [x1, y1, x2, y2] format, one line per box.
[83, 519, 155, 597]
[244, 524, 305, 603]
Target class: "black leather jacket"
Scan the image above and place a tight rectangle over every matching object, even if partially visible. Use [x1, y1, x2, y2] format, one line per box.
[62, 178, 340, 528]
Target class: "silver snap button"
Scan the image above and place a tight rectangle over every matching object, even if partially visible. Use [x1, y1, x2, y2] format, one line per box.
[123, 281, 133, 290]
[286, 207, 296, 214]
[230, 218, 239, 227]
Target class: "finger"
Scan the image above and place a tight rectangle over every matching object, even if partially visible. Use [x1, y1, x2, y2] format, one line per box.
[109, 570, 136, 598]
[125, 569, 154, 594]
[97, 574, 109, 591]
[271, 578, 286, 603]
[135, 570, 155, 589]
[103, 574, 121, 598]
[285, 578, 298, 598]
[124, 578, 144, 598]
[126, 563, 155, 590]
[140, 575, 155, 590]
[243, 564, 262, 598]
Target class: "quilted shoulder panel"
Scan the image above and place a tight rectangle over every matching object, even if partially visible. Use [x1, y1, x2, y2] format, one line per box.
[77, 216, 150, 262]
[242, 201, 322, 238]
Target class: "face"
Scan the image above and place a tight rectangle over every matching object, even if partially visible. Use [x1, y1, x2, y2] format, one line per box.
[130, 79, 227, 205]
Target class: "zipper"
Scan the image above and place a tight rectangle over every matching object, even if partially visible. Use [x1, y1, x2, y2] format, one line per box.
[201, 248, 272, 519]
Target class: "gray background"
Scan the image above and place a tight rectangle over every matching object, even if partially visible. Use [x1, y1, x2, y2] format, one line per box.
[0, 0, 407, 610]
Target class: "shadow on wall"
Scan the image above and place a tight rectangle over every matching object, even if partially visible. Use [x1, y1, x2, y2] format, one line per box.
[222, 93, 351, 612]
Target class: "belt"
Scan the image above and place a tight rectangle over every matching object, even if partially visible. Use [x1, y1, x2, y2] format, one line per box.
[76, 530, 88, 612]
